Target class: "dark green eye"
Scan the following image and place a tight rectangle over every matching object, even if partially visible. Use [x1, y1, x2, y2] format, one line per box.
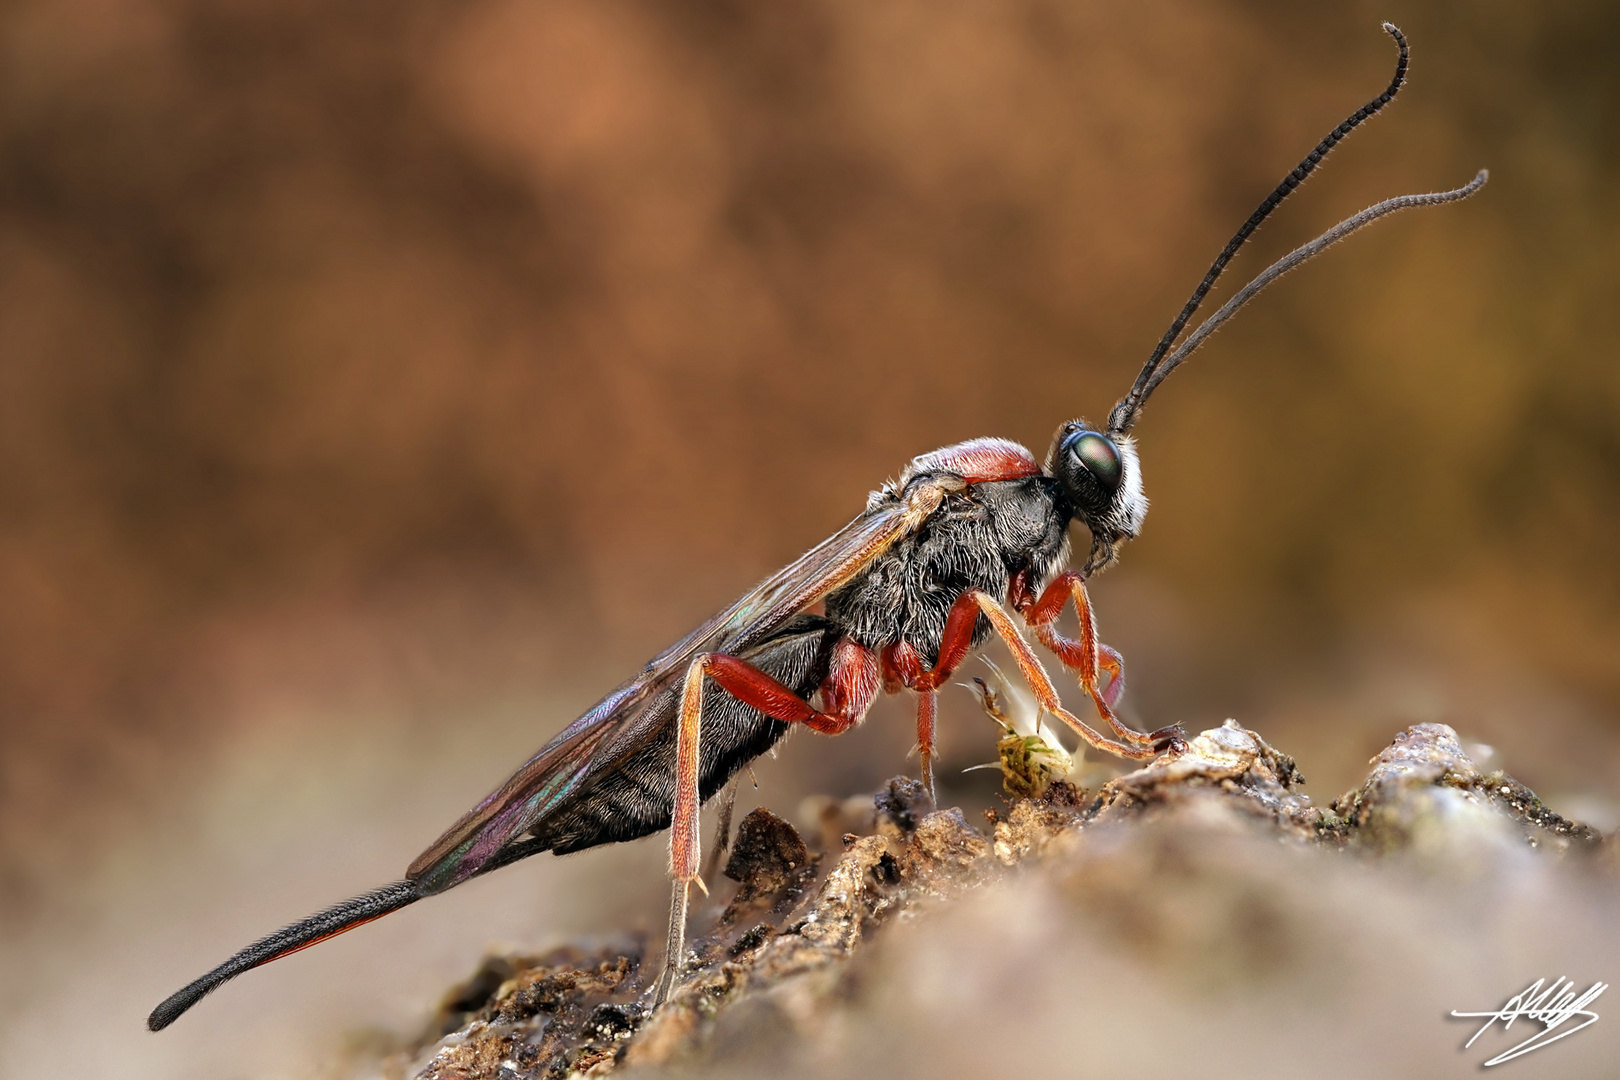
[1066, 431, 1121, 491]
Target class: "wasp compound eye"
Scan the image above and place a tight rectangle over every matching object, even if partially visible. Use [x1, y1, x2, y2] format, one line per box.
[1065, 431, 1122, 492]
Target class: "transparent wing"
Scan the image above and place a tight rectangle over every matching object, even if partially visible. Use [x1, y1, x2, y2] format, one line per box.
[406, 501, 915, 891]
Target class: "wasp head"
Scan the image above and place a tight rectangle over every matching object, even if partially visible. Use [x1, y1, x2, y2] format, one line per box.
[1047, 420, 1147, 575]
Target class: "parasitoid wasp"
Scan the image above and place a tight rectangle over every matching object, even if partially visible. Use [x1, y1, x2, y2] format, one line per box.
[149, 22, 1486, 1028]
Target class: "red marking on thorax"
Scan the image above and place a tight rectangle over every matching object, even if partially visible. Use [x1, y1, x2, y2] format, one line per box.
[907, 437, 1040, 484]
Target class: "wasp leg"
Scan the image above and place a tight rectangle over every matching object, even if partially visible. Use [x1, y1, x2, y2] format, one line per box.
[654, 642, 878, 1006]
[656, 878, 693, 1008]
[1017, 571, 1184, 751]
[915, 690, 937, 803]
[969, 590, 1178, 760]
[699, 777, 739, 887]
[884, 589, 988, 804]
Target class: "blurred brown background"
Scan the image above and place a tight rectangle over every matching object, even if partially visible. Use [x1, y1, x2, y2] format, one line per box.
[1, 0, 1617, 1076]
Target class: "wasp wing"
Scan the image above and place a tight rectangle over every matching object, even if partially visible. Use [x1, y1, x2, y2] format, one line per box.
[406, 500, 919, 892]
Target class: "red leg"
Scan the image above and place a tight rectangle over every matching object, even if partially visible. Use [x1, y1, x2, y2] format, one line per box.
[968, 590, 1178, 761]
[1018, 571, 1181, 747]
[885, 589, 987, 802]
[885, 641, 939, 802]
[818, 638, 882, 733]
[885, 590, 983, 695]
[656, 640, 878, 1005]
[1097, 643, 1126, 710]
[915, 690, 937, 800]
[671, 647, 878, 880]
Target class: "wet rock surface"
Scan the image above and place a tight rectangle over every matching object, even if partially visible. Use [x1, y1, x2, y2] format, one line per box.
[367, 722, 1614, 1080]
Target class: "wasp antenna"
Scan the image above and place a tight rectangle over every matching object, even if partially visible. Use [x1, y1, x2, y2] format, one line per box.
[1137, 169, 1488, 400]
[1107, 22, 1410, 435]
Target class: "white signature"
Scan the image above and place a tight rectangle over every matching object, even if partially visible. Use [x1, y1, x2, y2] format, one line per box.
[1451, 976, 1607, 1066]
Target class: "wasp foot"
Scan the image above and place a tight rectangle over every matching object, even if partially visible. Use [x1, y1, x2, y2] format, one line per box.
[1149, 725, 1188, 755]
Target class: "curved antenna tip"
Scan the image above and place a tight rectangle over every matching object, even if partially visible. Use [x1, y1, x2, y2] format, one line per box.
[1125, 165, 1491, 409]
[1106, 20, 1413, 436]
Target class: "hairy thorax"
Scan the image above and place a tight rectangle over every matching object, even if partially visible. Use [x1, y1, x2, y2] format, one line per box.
[826, 475, 1072, 665]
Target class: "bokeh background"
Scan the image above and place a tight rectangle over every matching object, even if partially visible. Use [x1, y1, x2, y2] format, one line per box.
[2, 0, 1617, 1076]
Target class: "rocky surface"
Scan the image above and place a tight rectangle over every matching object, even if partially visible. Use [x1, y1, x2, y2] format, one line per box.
[361, 722, 1614, 1080]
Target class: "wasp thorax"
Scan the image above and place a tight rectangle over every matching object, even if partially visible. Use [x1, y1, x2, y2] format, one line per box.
[1047, 421, 1148, 570]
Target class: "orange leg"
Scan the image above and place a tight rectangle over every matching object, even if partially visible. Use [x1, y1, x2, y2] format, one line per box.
[1018, 571, 1182, 748]
[1094, 644, 1126, 710]
[655, 640, 878, 1005]
[969, 589, 1182, 761]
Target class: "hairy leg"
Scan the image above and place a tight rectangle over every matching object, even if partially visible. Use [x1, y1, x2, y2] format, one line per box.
[971, 589, 1183, 760]
[883, 589, 986, 803]
[1018, 571, 1182, 747]
[654, 641, 878, 1005]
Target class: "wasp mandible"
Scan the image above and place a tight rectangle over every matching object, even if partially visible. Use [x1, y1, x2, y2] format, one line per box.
[149, 22, 1485, 1029]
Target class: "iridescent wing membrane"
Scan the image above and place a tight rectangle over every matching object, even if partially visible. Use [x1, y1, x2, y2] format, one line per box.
[405, 501, 915, 892]
[146, 489, 923, 1033]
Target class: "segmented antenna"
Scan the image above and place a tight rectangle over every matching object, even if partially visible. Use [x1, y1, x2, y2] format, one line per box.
[1107, 22, 1413, 436]
[1138, 169, 1488, 405]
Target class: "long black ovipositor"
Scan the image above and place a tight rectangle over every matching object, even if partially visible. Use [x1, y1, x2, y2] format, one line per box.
[146, 879, 422, 1031]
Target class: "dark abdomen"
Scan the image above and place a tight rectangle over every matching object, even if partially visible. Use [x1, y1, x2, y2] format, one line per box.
[534, 615, 839, 855]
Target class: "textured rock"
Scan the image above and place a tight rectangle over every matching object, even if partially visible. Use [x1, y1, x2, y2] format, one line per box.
[1089, 718, 1320, 838]
[365, 722, 1613, 1080]
[1331, 722, 1604, 855]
